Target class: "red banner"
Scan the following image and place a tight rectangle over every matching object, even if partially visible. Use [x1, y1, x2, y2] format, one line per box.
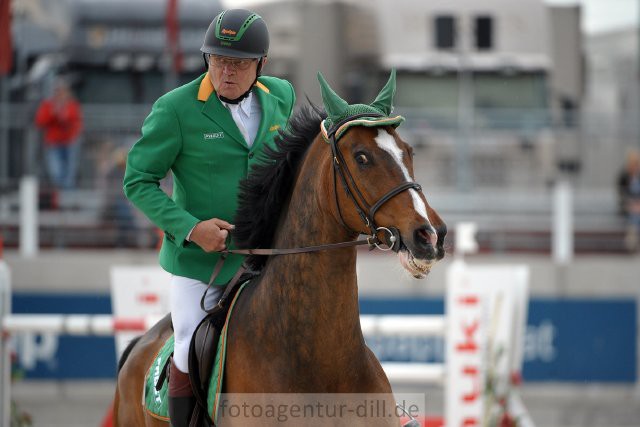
[0, 0, 12, 75]
[165, 0, 182, 73]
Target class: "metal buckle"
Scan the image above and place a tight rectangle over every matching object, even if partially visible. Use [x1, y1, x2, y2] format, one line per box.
[374, 226, 397, 251]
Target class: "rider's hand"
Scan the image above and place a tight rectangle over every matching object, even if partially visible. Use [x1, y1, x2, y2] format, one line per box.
[189, 218, 234, 252]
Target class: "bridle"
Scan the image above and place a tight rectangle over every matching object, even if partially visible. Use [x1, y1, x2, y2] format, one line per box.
[325, 112, 422, 252]
[202, 113, 424, 312]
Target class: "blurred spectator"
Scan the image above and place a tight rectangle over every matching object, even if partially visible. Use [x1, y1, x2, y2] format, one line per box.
[34, 78, 83, 190]
[617, 148, 640, 251]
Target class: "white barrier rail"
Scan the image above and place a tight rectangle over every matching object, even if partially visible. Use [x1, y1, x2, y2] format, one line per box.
[360, 315, 446, 337]
[382, 362, 446, 386]
[3, 314, 163, 335]
[3, 314, 445, 337]
[2, 313, 447, 388]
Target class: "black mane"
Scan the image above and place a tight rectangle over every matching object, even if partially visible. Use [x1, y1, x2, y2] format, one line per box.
[232, 104, 327, 271]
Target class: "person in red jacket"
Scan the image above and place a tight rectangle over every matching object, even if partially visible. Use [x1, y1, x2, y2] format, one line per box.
[34, 79, 83, 190]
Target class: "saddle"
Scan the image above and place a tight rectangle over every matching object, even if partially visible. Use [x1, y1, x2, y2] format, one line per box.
[185, 305, 227, 427]
[190, 270, 256, 427]
[155, 269, 256, 427]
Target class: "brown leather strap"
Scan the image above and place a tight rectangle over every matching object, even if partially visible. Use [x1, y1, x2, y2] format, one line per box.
[215, 265, 247, 305]
[369, 182, 422, 219]
[199, 254, 227, 314]
[223, 237, 375, 256]
[200, 236, 378, 314]
[200, 262, 248, 314]
[155, 352, 173, 392]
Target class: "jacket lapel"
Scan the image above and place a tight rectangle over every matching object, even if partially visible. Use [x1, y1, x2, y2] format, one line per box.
[252, 81, 277, 153]
[198, 74, 248, 148]
[197, 75, 281, 151]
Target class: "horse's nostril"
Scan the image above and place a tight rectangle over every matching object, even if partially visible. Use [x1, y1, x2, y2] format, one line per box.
[415, 226, 437, 248]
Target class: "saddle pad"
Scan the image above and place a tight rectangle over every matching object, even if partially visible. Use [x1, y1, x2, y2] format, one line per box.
[143, 281, 249, 422]
[143, 335, 173, 421]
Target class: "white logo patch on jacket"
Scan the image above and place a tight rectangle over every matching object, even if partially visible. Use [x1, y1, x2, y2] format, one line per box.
[203, 132, 224, 140]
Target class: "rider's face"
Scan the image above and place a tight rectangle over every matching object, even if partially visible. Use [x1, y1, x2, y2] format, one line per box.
[208, 55, 264, 100]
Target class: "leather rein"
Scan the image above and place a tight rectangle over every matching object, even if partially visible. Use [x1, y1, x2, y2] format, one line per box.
[201, 113, 422, 313]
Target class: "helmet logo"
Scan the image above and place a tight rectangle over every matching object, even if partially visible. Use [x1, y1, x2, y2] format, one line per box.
[213, 12, 262, 42]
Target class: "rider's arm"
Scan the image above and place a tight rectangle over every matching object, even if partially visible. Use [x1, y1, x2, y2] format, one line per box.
[123, 96, 199, 246]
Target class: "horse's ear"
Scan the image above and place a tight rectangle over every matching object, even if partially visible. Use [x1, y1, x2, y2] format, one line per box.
[370, 69, 397, 116]
[317, 72, 349, 122]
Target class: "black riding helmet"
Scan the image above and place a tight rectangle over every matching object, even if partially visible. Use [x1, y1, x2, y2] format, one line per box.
[201, 9, 269, 59]
[201, 9, 269, 103]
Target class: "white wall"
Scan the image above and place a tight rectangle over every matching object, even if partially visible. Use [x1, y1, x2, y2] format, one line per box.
[361, 0, 552, 71]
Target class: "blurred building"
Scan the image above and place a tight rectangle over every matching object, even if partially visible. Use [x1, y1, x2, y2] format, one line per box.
[581, 27, 640, 186]
[252, 0, 379, 104]
[254, 0, 581, 116]
[252, 0, 584, 188]
[585, 28, 639, 120]
[373, 0, 554, 123]
[5, 0, 636, 250]
[12, 0, 222, 103]
[10, 0, 583, 127]
[3, 0, 588, 186]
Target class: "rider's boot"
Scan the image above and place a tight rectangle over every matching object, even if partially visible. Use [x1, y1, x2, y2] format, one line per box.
[168, 358, 196, 427]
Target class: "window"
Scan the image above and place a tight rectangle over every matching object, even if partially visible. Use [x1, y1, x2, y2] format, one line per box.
[434, 15, 456, 49]
[475, 16, 494, 50]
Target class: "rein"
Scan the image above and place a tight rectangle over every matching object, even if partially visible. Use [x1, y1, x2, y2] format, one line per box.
[201, 233, 386, 314]
[200, 113, 422, 313]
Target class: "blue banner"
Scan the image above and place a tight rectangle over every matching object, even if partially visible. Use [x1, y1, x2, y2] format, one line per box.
[521, 298, 636, 382]
[12, 293, 116, 379]
[360, 297, 637, 383]
[10, 294, 637, 382]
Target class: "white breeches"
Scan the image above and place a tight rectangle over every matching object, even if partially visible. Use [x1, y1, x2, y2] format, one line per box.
[170, 275, 224, 373]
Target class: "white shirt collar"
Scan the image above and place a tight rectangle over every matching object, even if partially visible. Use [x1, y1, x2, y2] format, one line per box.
[221, 91, 253, 118]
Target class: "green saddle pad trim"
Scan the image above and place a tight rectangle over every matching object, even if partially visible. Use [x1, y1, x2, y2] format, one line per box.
[208, 281, 249, 423]
[143, 281, 249, 422]
[143, 335, 173, 421]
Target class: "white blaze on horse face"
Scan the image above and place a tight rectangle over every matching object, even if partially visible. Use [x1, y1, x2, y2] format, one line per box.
[374, 129, 430, 224]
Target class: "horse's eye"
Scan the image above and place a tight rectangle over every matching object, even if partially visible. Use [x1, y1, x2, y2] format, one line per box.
[355, 153, 369, 165]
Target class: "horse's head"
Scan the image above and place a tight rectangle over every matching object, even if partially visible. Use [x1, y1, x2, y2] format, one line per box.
[318, 70, 447, 278]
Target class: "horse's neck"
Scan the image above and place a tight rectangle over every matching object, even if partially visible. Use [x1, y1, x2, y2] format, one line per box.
[254, 142, 365, 357]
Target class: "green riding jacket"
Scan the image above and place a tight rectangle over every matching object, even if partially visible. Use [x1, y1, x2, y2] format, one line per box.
[124, 72, 296, 284]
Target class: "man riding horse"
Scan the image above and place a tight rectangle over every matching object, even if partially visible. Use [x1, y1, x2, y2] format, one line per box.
[119, 7, 446, 427]
[123, 9, 296, 426]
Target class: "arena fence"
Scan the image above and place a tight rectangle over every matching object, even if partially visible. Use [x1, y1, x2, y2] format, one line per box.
[0, 252, 535, 426]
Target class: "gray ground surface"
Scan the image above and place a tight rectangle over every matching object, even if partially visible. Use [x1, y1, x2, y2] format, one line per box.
[11, 381, 640, 427]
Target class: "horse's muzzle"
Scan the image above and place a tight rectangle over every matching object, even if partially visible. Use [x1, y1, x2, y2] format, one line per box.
[412, 224, 446, 261]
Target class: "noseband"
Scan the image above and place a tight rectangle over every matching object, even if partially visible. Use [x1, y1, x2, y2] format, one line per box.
[326, 113, 422, 252]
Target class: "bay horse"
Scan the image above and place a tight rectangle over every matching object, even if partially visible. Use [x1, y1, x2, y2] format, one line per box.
[114, 72, 446, 426]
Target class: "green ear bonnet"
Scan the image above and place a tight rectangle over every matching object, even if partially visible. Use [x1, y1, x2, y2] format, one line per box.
[318, 69, 405, 142]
